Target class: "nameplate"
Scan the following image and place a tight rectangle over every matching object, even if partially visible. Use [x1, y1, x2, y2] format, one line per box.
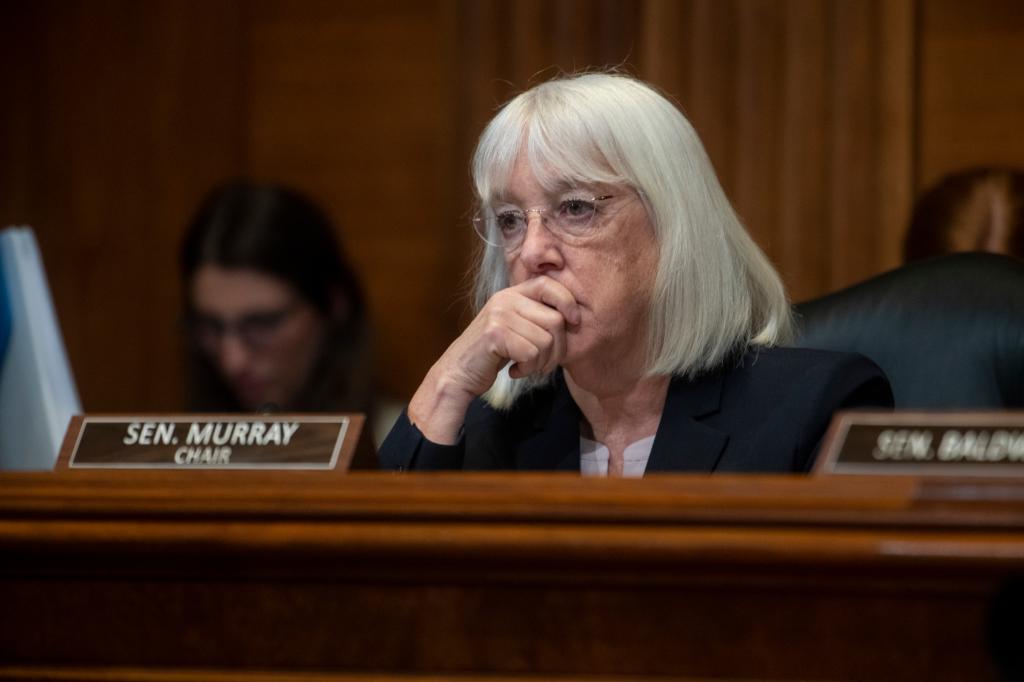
[815, 410, 1024, 476]
[56, 415, 370, 471]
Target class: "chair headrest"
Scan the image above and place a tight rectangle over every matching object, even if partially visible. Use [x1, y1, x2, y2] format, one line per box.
[794, 252, 1024, 408]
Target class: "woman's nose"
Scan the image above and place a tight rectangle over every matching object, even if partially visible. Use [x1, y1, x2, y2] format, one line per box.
[217, 333, 252, 377]
[516, 213, 564, 273]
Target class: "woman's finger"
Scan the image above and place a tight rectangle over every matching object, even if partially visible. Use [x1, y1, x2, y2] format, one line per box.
[516, 276, 580, 326]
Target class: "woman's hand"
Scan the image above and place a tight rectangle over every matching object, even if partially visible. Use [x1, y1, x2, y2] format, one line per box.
[407, 276, 580, 444]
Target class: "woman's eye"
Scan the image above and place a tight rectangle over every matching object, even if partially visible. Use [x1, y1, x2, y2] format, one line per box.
[243, 313, 284, 333]
[560, 199, 596, 220]
[496, 211, 524, 232]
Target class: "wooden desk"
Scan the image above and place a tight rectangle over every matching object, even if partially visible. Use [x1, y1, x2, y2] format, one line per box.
[0, 471, 1021, 681]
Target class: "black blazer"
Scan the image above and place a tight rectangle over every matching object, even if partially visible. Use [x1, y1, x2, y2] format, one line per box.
[378, 347, 893, 474]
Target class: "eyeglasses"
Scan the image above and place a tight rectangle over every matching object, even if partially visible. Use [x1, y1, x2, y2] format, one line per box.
[473, 194, 615, 252]
[188, 304, 300, 353]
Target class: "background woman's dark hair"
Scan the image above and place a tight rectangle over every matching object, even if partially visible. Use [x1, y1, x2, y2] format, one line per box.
[180, 180, 373, 413]
[904, 167, 1024, 263]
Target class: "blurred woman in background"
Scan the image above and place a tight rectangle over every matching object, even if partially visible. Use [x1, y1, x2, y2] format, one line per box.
[180, 181, 374, 416]
[904, 167, 1024, 262]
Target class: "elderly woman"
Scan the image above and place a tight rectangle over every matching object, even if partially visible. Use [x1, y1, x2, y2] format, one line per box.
[380, 73, 892, 475]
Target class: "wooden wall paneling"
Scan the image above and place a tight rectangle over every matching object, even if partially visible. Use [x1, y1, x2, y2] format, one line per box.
[826, 1, 914, 289]
[641, 1, 914, 301]
[592, 0, 643, 67]
[918, 0, 1024, 189]
[0, 8, 38, 221]
[550, 0, 641, 73]
[638, 0, 689, 88]
[490, 0, 641, 87]
[732, 0, 785, 263]
[828, 1, 877, 288]
[507, 0, 553, 83]
[142, 1, 249, 409]
[685, 0, 741, 196]
[877, 0, 917, 270]
[775, 0, 914, 299]
[454, 0, 643, 142]
[0, 1, 245, 411]
[831, 0, 880, 286]
[776, 1, 831, 302]
[776, 0, 913, 297]
[4, 0, 1021, 412]
[243, 0, 462, 400]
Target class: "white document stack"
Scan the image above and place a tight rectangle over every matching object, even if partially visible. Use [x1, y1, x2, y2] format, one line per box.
[0, 226, 81, 469]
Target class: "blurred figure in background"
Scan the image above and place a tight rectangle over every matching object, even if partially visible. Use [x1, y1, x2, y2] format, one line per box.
[180, 181, 374, 417]
[904, 167, 1024, 263]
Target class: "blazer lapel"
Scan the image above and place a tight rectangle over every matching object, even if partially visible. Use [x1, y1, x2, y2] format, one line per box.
[645, 370, 729, 473]
[514, 372, 581, 471]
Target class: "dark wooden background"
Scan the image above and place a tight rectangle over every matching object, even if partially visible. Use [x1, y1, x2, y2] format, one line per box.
[1, 0, 1022, 411]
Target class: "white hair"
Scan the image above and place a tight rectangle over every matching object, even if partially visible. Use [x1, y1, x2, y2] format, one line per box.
[472, 72, 793, 408]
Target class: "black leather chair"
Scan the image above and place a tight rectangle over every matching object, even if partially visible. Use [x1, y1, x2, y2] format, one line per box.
[793, 252, 1024, 408]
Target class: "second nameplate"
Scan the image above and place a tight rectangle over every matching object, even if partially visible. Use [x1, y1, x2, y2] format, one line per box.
[815, 410, 1024, 476]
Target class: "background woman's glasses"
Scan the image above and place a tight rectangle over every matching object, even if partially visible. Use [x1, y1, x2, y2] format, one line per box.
[188, 304, 299, 353]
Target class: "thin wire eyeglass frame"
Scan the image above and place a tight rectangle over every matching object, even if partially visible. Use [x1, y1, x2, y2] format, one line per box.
[472, 195, 615, 252]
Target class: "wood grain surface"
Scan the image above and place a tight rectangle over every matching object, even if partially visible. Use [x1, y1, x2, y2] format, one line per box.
[0, 471, 1020, 680]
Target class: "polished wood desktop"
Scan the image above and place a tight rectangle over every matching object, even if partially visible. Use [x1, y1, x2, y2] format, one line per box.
[1, 471, 1020, 681]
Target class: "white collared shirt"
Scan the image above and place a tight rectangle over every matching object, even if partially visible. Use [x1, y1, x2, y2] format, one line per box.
[580, 435, 655, 477]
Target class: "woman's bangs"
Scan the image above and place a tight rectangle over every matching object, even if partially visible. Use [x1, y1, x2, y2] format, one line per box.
[525, 113, 623, 191]
[473, 113, 525, 203]
[474, 88, 628, 201]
